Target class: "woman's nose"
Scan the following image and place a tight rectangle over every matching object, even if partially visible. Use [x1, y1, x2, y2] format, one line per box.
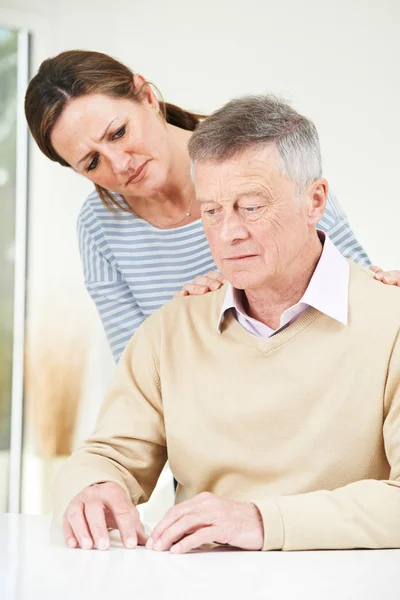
[110, 151, 130, 175]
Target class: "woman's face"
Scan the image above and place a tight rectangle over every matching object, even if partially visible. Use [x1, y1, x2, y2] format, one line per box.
[51, 85, 173, 198]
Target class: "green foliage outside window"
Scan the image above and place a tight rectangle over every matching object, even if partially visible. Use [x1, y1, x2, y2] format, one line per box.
[0, 28, 18, 451]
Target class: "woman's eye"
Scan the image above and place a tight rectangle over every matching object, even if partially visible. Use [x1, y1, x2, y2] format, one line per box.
[86, 155, 99, 172]
[205, 208, 219, 216]
[112, 125, 126, 140]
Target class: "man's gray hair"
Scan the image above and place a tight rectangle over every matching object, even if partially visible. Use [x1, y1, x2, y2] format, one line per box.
[188, 95, 322, 190]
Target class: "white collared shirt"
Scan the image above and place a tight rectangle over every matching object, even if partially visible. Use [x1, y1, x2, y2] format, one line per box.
[217, 232, 349, 338]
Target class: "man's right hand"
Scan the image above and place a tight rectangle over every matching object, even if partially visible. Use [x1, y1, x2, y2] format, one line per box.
[62, 481, 147, 550]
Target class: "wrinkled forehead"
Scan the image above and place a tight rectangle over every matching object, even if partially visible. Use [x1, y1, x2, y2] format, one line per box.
[192, 144, 283, 199]
[50, 94, 134, 165]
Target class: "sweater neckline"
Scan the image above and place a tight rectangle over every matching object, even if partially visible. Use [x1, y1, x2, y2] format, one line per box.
[221, 305, 323, 354]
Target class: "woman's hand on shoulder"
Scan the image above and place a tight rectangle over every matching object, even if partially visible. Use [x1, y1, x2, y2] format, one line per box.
[175, 266, 400, 298]
[370, 266, 400, 286]
[175, 271, 226, 298]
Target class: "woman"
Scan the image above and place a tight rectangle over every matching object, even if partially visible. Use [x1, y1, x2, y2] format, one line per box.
[25, 50, 400, 362]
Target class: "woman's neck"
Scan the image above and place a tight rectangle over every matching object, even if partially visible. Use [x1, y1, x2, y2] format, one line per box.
[123, 126, 200, 229]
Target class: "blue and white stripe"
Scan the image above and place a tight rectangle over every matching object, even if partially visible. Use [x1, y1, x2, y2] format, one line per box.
[78, 190, 370, 362]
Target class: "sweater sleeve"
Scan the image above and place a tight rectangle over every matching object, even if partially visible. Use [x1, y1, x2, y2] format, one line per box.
[318, 190, 371, 267]
[78, 214, 145, 362]
[255, 330, 400, 551]
[51, 322, 167, 526]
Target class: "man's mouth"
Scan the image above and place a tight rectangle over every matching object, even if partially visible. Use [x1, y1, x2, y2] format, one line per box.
[223, 254, 258, 261]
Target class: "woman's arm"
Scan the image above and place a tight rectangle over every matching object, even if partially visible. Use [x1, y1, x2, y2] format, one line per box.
[319, 190, 371, 266]
[320, 190, 400, 285]
[78, 217, 145, 362]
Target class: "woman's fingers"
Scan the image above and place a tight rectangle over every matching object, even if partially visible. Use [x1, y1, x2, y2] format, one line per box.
[175, 271, 226, 297]
[203, 271, 226, 283]
[174, 284, 210, 297]
[373, 269, 400, 286]
[370, 265, 382, 274]
[193, 272, 225, 290]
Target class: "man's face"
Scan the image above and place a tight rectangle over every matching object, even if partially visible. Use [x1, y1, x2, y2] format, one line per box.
[194, 145, 315, 291]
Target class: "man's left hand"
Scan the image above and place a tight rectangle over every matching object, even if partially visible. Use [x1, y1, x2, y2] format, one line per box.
[146, 492, 264, 554]
[371, 266, 400, 286]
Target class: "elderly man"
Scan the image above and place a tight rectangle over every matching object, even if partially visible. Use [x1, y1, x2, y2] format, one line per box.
[53, 95, 400, 554]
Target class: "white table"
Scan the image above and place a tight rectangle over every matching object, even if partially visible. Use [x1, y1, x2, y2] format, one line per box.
[1, 514, 399, 600]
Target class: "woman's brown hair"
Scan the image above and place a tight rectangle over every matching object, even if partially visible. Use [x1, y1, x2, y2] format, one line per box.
[25, 50, 203, 212]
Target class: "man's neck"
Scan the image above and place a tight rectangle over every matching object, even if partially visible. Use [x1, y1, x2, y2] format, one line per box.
[243, 233, 323, 330]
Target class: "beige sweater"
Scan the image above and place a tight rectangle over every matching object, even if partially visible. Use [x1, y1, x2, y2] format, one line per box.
[52, 261, 400, 551]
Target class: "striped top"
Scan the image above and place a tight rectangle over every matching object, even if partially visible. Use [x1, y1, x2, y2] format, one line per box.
[78, 190, 371, 362]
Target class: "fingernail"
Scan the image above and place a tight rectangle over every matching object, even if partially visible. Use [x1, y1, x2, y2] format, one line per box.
[153, 541, 162, 551]
[146, 537, 153, 549]
[67, 537, 77, 549]
[80, 537, 92, 550]
[97, 538, 109, 551]
[170, 544, 180, 554]
[126, 537, 136, 549]
[375, 272, 384, 280]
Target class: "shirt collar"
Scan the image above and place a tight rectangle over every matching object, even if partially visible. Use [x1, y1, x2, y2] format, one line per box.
[217, 231, 349, 333]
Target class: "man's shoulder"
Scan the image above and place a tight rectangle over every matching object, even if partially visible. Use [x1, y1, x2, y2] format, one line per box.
[348, 260, 400, 325]
[141, 285, 227, 339]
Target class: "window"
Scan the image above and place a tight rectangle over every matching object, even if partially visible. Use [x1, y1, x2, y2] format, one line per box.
[0, 26, 29, 512]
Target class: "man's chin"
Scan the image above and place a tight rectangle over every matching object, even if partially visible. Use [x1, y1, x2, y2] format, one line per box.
[225, 273, 264, 291]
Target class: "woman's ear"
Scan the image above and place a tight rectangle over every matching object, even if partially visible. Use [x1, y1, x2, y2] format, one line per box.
[133, 74, 159, 109]
[307, 178, 328, 226]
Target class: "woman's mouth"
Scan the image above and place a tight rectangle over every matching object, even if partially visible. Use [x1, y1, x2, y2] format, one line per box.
[126, 161, 149, 185]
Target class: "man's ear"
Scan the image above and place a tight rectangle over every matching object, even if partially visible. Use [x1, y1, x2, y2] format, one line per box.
[307, 178, 328, 226]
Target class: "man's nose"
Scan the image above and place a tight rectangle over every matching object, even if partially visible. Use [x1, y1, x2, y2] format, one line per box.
[220, 211, 249, 243]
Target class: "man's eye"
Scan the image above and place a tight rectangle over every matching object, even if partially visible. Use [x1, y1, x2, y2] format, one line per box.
[86, 155, 99, 172]
[244, 206, 262, 212]
[112, 125, 126, 140]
